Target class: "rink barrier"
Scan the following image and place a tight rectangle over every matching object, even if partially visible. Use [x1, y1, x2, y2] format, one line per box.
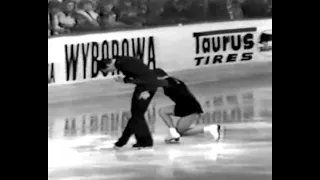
[48, 61, 272, 105]
[48, 19, 272, 86]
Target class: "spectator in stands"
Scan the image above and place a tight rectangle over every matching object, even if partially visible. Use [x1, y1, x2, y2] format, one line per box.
[127, 0, 156, 26]
[118, 0, 144, 26]
[48, 0, 271, 36]
[48, 0, 66, 36]
[72, 0, 100, 32]
[140, 0, 165, 26]
[58, 0, 77, 30]
[206, 0, 232, 21]
[72, 0, 81, 3]
[227, 0, 244, 20]
[187, 0, 207, 22]
[241, 0, 271, 18]
[160, 0, 195, 24]
[137, 2, 149, 24]
[100, 12, 131, 30]
[266, 0, 272, 17]
[98, 0, 121, 20]
[98, 0, 119, 14]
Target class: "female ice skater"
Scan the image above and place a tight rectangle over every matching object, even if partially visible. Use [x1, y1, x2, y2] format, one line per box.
[154, 68, 222, 143]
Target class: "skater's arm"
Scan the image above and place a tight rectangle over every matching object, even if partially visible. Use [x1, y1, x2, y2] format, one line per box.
[116, 56, 167, 87]
[115, 76, 167, 87]
[124, 77, 168, 87]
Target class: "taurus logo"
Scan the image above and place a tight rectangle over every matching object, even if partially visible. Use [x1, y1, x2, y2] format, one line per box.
[258, 30, 272, 57]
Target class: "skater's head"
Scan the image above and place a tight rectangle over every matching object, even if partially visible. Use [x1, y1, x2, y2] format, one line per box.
[154, 68, 169, 80]
[98, 57, 117, 73]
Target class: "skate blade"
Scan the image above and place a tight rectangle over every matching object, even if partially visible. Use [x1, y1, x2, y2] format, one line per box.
[165, 138, 180, 144]
[132, 146, 153, 150]
[216, 125, 225, 142]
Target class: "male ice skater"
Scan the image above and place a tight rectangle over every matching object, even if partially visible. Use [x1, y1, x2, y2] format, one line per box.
[98, 56, 167, 149]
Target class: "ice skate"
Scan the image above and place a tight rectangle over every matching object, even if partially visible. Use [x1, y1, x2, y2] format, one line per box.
[113, 146, 121, 150]
[113, 144, 123, 151]
[164, 128, 181, 144]
[132, 143, 153, 150]
[204, 124, 223, 141]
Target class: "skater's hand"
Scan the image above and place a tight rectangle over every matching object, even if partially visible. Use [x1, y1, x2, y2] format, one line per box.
[114, 76, 125, 83]
[139, 91, 150, 100]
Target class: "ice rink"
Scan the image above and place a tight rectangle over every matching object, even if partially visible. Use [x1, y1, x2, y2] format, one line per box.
[48, 71, 272, 180]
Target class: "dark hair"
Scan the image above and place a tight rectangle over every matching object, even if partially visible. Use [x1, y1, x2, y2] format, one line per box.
[97, 59, 111, 70]
[78, 0, 95, 9]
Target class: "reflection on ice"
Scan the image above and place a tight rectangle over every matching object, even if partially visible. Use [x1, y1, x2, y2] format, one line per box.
[48, 139, 84, 171]
[48, 135, 116, 172]
[48, 80, 272, 180]
[48, 87, 272, 140]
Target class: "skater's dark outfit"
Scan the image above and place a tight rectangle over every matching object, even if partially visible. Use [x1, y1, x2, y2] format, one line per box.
[129, 69, 222, 143]
[129, 68, 203, 130]
[128, 68, 203, 118]
[162, 76, 203, 118]
[101, 56, 166, 148]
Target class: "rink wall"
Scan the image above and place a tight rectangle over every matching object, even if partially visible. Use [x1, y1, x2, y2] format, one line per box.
[48, 19, 272, 86]
[48, 61, 272, 104]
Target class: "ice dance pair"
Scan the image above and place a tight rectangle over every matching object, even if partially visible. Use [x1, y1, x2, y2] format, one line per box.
[99, 56, 222, 150]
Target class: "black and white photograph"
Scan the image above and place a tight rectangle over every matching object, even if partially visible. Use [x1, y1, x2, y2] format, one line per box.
[48, 0, 272, 179]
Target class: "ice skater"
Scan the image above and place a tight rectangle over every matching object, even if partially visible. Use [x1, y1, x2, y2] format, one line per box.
[154, 68, 222, 143]
[98, 56, 167, 149]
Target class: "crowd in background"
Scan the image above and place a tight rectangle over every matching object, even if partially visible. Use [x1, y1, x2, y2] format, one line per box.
[48, 0, 272, 37]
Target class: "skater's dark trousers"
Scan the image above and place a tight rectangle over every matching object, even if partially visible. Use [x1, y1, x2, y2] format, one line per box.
[115, 85, 156, 147]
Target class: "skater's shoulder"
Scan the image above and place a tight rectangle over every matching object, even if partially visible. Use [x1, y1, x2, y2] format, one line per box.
[115, 56, 145, 66]
[116, 56, 140, 61]
[115, 56, 129, 61]
[168, 77, 184, 85]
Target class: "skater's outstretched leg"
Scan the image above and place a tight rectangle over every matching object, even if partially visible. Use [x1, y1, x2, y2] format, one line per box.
[180, 124, 222, 141]
[175, 114, 222, 141]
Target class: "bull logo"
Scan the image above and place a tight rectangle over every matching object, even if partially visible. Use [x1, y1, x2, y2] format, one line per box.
[258, 30, 272, 57]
